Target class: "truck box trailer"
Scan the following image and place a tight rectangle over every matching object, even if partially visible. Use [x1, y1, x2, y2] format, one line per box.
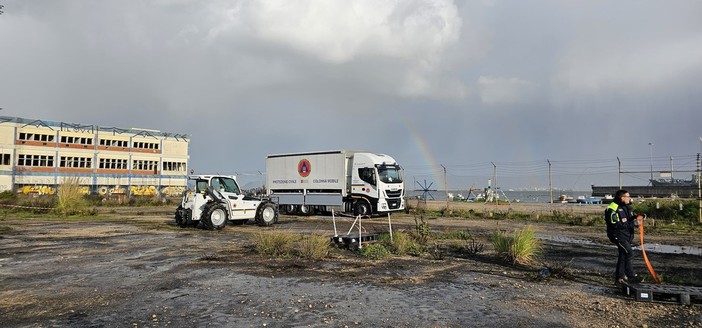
[266, 150, 404, 216]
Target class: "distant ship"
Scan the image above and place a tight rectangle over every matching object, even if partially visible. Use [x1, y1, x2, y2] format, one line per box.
[649, 174, 699, 187]
[592, 153, 702, 198]
[592, 174, 700, 199]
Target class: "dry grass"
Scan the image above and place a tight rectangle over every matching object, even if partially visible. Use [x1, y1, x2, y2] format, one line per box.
[253, 231, 331, 259]
[492, 225, 541, 265]
[253, 232, 297, 257]
[379, 231, 422, 256]
[56, 176, 87, 215]
[295, 234, 331, 260]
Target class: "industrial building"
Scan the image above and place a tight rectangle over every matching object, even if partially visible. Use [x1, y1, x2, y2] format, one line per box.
[0, 116, 189, 197]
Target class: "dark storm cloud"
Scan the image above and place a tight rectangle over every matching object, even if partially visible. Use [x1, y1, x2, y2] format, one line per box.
[1, 0, 701, 189]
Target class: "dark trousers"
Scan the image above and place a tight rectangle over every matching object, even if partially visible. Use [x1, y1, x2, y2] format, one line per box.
[614, 238, 635, 279]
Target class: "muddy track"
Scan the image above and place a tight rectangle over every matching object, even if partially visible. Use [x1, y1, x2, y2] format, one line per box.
[0, 208, 700, 327]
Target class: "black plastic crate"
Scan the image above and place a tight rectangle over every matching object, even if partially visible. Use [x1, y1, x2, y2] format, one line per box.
[623, 283, 702, 305]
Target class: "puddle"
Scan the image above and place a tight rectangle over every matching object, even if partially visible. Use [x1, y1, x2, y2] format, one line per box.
[634, 244, 702, 256]
[537, 234, 598, 246]
[537, 234, 702, 256]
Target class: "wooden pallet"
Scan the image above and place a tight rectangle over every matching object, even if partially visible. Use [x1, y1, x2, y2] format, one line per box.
[623, 283, 702, 305]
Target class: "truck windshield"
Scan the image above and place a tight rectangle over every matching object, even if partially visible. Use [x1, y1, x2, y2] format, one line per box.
[377, 165, 403, 183]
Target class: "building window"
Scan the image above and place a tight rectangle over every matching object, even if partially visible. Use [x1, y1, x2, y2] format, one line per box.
[59, 156, 92, 168]
[133, 141, 160, 150]
[17, 154, 55, 167]
[162, 161, 187, 172]
[1, 153, 10, 165]
[18, 132, 55, 142]
[60, 135, 93, 145]
[99, 139, 128, 147]
[99, 158, 128, 170]
[132, 159, 159, 171]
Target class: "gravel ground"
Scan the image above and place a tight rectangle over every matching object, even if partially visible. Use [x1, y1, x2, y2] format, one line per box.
[0, 205, 700, 327]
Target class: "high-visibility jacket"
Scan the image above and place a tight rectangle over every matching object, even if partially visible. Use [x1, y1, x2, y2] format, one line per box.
[605, 202, 636, 242]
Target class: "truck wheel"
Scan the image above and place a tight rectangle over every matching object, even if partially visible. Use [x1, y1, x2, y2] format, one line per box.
[282, 204, 297, 215]
[203, 204, 228, 230]
[256, 202, 279, 227]
[353, 201, 371, 217]
[297, 204, 312, 216]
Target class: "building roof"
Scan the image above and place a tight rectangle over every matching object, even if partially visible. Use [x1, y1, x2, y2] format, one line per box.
[0, 115, 189, 141]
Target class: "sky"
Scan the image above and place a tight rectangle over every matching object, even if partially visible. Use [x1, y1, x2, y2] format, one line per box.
[1, 0, 702, 191]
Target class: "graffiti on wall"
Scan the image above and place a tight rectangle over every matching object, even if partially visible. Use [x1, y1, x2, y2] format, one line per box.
[160, 186, 185, 197]
[17, 184, 185, 197]
[18, 185, 90, 195]
[98, 186, 126, 196]
[19, 185, 55, 195]
[130, 185, 157, 196]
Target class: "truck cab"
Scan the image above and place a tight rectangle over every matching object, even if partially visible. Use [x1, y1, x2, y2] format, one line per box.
[350, 153, 405, 215]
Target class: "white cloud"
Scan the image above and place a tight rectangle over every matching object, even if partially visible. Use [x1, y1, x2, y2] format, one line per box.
[478, 76, 537, 105]
[207, 0, 460, 63]
[201, 0, 464, 99]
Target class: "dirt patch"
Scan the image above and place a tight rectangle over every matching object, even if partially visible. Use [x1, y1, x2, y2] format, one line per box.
[0, 206, 700, 327]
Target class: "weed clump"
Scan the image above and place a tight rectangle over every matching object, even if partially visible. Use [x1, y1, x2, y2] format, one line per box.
[296, 234, 331, 260]
[434, 230, 472, 240]
[492, 225, 541, 265]
[413, 217, 431, 245]
[253, 232, 331, 260]
[360, 243, 390, 260]
[56, 177, 87, 215]
[253, 232, 296, 257]
[379, 231, 421, 256]
[464, 238, 485, 255]
[0, 191, 18, 205]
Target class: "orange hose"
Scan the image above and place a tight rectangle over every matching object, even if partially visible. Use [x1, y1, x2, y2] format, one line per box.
[638, 216, 661, 284]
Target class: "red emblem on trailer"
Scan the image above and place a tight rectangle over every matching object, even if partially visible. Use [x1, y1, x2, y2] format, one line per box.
[298, 159, 311, 177]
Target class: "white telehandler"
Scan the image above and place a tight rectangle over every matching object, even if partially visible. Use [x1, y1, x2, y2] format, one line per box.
[175, 175, 278, 229]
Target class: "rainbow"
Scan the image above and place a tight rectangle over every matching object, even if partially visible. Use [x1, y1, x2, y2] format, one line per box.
[402, 116, 444, 187]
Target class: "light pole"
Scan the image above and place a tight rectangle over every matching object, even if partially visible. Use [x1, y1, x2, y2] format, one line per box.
[440, 164, 448, 209]
[547, 160, 552, 206]
[648, 142, 654, 181]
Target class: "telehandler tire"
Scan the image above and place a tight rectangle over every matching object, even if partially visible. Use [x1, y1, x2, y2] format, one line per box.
[175, 206, 196, 228]
[203, 204, 228, 230]
[256, 202, 279, 227]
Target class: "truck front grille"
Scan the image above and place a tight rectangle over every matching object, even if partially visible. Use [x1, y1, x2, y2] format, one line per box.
[386, 189, 402, 198]
[387, 199, 401, 209]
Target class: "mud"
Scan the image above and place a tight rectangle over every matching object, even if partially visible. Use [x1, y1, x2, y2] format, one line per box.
[0, 206, 701, 328]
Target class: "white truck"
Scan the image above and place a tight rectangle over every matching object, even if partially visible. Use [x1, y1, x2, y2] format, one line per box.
[266, 150, 405, 216]
[175, 175, 278, 229]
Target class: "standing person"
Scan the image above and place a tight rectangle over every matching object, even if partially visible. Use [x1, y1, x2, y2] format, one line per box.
[605, 189, 643, 284]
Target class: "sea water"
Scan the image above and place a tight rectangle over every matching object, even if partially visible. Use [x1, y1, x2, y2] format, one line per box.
[407, 189, 591, 203]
